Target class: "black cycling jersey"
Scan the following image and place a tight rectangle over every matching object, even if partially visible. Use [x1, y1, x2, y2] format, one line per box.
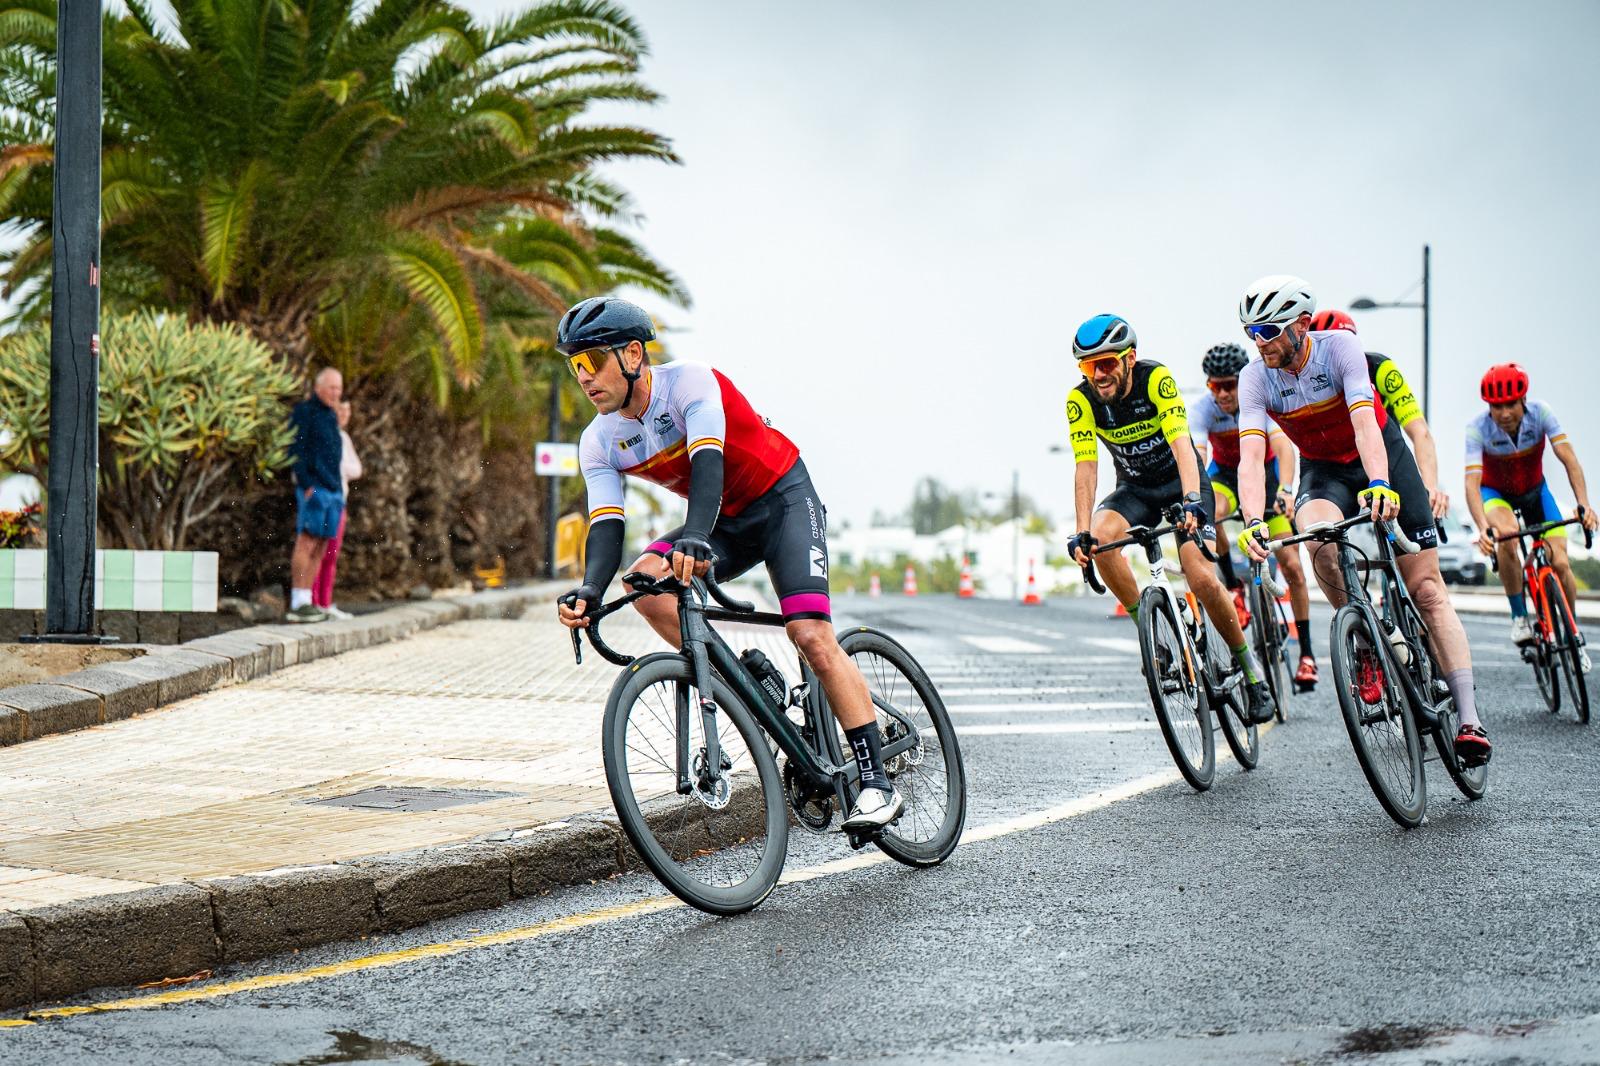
[1066, 360, 1190, 487]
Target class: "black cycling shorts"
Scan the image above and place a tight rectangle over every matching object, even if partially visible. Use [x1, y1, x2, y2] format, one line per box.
[648, 458, 831, 621]
[1296, 426, 1437, 549]
[1097, 475, 1216, 544]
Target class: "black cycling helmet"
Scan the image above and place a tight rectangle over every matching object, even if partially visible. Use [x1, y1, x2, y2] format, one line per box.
[555, 296, 656, 355]
[1201, 342, 1249, 379]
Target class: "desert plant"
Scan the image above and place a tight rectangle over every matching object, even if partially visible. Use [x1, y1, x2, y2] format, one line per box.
[0, 310, 297, 549]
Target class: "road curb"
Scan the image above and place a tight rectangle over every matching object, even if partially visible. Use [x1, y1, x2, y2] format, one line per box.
[0, 795, 771, 1010]
[0, 814, 645, 1010]
[0, 583, 561, 750]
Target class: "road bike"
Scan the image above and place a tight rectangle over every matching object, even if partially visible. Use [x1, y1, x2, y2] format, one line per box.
[566, 568, 967, 914]
[1217, 510, 1295, 720]
[1080, 504, 1260, 789]
[1492, 511, 1592, 723]
[1276, 514, 1486, 828]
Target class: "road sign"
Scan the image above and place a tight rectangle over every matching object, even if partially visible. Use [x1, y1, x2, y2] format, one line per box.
[535, 442, 579, 477]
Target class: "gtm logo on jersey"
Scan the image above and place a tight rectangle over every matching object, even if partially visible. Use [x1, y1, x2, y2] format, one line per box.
[809, 545, 827, 578]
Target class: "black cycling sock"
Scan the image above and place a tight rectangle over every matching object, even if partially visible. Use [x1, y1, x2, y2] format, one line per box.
[1216, 541, 1241, 590]
[1297, 621, 1314, 660]
[844, 723, 890, 794]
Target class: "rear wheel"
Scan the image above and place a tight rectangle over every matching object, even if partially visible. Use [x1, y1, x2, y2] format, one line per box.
[1546, 571, 1590, 724]
[1208, 614, 1259, 770]
[1137, 587, 1215, 791]
[837, 628, 967, 867]
[1250, 576, 1291, 723]
[1329, 606, 1426, 828]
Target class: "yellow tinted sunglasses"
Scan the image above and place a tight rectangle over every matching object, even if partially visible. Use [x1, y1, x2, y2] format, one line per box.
[564, 345, 618, 378]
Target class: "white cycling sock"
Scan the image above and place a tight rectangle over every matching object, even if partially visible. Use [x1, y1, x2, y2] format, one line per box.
[1445, 668, 1479, 728]
[290, 588, 311, 610]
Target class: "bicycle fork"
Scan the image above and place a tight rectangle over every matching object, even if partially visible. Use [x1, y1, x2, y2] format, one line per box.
[677, 606, 730, 805]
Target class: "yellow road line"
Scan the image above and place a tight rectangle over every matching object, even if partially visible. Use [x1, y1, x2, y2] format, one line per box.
[8, 726, 1271, 1028]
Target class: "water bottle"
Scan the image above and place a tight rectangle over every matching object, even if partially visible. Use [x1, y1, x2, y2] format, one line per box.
[739, 648, 789, 714]
[1384, 620, 1412, 665]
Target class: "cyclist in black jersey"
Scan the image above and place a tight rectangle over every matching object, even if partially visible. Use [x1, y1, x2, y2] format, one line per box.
[1065, 314, 1276, 724]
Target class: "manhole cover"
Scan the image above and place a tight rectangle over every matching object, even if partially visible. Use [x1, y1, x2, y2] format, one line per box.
[306, 786, 521, 813]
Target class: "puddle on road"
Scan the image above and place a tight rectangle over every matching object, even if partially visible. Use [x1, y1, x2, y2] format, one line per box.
[284, 1030, 474, 1066]
[1334, 1023, 1457, 1055]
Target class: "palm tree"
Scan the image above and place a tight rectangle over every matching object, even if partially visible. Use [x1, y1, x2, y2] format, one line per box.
[0, 0, 690, 593]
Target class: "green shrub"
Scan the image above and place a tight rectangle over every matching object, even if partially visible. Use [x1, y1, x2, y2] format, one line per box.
[0, 311, 297, 549]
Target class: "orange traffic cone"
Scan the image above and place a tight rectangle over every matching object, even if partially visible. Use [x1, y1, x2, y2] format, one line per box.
[1113, 601, 1129, 618]
[903, 565, 919, 596]
[958, 556, 975, 598]
[1021, 558, 1042, 606]
[869, 573, 881, 598]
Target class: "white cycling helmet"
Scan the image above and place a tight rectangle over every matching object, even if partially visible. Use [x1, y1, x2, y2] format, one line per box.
[1239, 275, 1316, 326]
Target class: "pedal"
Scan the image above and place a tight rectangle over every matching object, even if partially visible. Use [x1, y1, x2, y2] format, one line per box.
[1293, 679, 1316, 693]
[845, 826, 882, 850]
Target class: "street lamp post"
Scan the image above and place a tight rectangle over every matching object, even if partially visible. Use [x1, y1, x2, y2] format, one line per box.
[1350, 243, 1431, 421]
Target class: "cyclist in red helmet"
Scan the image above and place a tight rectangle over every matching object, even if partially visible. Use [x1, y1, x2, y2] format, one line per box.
[1466, 363, 1597, 659]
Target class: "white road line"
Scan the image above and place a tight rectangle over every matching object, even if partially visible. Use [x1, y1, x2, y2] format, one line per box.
[945, 701, 1145, 713]
[958, 635, 1051, 654]
[958, 721, 1158, 736]
[1085, 637, 1142, 654]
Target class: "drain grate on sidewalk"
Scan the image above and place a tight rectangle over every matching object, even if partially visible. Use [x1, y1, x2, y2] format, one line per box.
[306, 786, 522, 812]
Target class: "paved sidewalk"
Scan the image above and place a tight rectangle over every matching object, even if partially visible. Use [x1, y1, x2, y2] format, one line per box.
[0, 592, 794, 1007]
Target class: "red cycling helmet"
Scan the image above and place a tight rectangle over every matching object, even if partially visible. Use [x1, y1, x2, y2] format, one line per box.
[1309, 309, 1357, 333]
[1480, 363, 1529, 404]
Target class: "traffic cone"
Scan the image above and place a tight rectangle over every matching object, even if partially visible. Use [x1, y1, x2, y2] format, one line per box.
[869, 573, 881, 598]
[1113, 601, 1129, 618]
[1022, 558, 1042, 606]
[958, 556, 975, 598]
[903, 565, 919, 597]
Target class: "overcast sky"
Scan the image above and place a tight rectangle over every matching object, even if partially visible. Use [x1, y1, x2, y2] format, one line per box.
[456, 0, 1600, 529]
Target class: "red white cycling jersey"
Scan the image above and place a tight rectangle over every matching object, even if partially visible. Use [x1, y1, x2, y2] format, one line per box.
[1238, 330, 1387, 464]
[1189, 390, 1274, 469]
[580, 362, 799, 523]
[1466, 399, 1566, 497]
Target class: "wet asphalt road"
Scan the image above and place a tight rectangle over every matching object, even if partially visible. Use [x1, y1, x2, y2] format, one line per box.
[6, 593, 1600, 1065]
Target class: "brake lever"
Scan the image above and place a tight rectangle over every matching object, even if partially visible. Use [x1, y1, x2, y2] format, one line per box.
[570, 625, 582, 665]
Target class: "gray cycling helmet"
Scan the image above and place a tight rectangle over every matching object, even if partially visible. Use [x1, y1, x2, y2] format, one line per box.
[1202, 343, 1249, 378]
[1072, 314, 1137, 358]
[556, 296, 656, 355]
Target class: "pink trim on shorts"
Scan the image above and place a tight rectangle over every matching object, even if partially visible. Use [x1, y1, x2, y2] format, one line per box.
[646, 540, 673, 556]
[779, 592, 831, 618]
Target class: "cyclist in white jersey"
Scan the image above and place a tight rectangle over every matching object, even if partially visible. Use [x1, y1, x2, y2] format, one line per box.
[1234, 275, 1489, 766]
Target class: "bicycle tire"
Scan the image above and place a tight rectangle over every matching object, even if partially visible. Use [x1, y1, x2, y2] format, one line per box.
[1137, 586, 1215, 791]
[602, 653, 788, 915]
[1207, 613, 1259, 770]
[1533, 628, 1561, 715]
[1430, 690, 1488, 801]
[1250, 577, 1291, 723]
[838, 628, 968, 867]
[1546, 571, 1590, 724]
[1329, 605, 1426, 827]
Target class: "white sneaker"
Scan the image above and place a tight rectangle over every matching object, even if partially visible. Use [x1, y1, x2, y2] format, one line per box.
[1510, 616, 1535, 645]
[325, 605, 353, 620]
[1582, 647, 1593, 675]
[842, 787, 903, 830]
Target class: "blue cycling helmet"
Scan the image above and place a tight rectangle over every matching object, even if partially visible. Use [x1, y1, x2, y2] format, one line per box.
[556, 296, 657, 356]
[1073, 314, 1137, 358]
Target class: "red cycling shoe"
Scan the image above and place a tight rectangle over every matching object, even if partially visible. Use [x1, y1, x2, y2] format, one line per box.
[1454, 724, 1492, 767]
[1231, 587, 1251, 630]
[1294, 655, 1318, 691]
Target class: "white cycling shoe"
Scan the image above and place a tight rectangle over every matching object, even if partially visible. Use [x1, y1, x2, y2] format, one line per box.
[842, 786, 903, 830]
[1510, 616, 1535, 646]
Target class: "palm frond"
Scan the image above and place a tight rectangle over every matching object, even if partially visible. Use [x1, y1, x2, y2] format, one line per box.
[381, 229, 485, 385]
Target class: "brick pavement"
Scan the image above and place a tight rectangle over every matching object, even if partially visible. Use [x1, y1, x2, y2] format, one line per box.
[0, 603, 796, 912]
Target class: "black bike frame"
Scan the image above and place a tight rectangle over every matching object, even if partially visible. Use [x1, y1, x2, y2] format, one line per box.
[572, 572, 921, 809]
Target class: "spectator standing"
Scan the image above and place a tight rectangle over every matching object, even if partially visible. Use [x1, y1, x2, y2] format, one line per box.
[286, 368, 344, 622]
[313, 400, 363, 618]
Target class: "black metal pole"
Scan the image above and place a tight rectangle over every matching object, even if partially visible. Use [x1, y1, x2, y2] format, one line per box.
[1421, 243, 1431, 423]
[38, 0, 103, 640]
[546, 374, 561, 579]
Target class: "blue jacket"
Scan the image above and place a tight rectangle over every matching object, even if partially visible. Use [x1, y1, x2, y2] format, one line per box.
[290, 398, 343, 494]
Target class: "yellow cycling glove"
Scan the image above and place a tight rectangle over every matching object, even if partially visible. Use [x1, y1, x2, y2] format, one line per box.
[1236, 519, 1269, 556]
[1357, 480, 1400, 512]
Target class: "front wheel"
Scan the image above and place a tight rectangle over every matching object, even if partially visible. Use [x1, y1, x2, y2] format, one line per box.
[1329, 606, 1426, 828]
[838, 628, 968, 867]
[1207, 614, 1259, 770]
[1249, 576, 1291, 723]
[602, 653, 788, 915]
[1137, 587, 1215, 791]
[1546, 571, 1590, 724]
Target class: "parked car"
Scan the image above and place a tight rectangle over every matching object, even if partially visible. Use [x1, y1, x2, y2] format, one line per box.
[1436, 516, 1488, 585]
